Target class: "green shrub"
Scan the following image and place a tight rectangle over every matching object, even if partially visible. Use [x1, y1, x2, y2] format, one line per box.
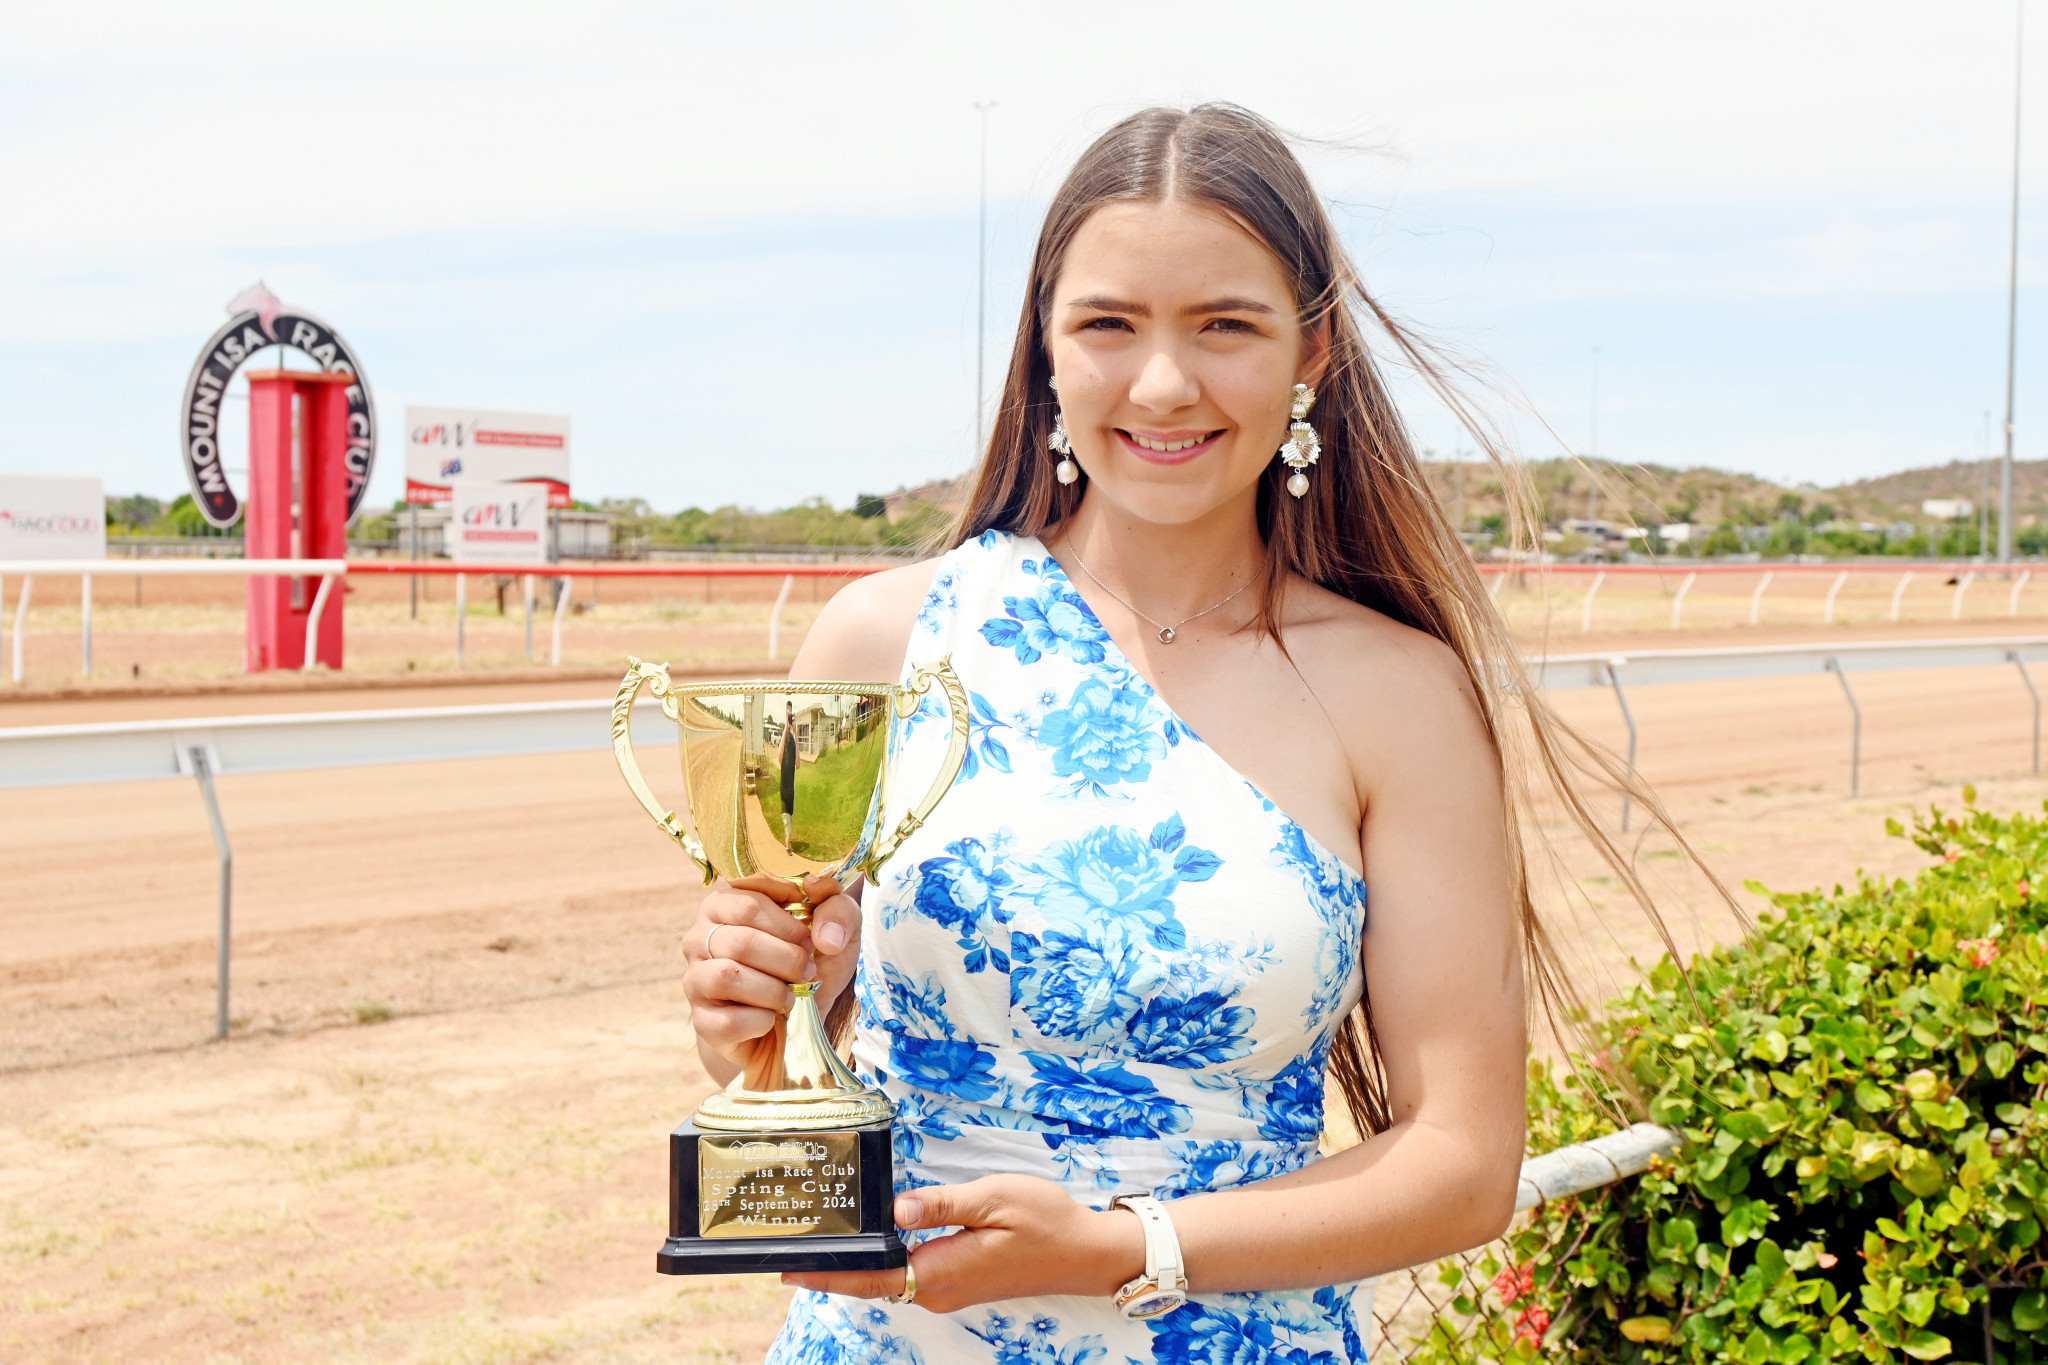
[1470, 793, 2048, 1363]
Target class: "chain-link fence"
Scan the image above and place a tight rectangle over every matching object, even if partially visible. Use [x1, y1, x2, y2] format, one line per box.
[1371, 1123, 1681, 1362]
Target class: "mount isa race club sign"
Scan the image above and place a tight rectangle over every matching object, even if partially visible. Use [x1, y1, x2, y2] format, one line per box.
[178, 282, 377, 528]
[406, 406, 572, 508]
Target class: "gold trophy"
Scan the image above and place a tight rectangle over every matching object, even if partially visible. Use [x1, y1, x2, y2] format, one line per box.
[611, 657, 969, 1274]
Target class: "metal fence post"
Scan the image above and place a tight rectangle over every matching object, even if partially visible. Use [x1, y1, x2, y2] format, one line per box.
[81, 573, 92, 677]
[189, 747, 233, 1040]
[1823, 569, 1847, 624]
[1748, 569, 1773, 625]
[455, 572, 467, 668]
[302, 574, 334, 671]
[1826, 655, 1862, 796]
[551, 576, 570, 667]
[11, 574, 30, 683]
[768, 573, 795, 661]
[1669, 571, 1696, 630]
[1953, 569, 1976, 621]
[523, 574, 535, 661]
[1607, 660, 1638, 831]
[1891, 569, 1914, 621]
[2010, 569, 2032, 617]
[2011, 649, 2041, 774]
[1580, 570, 1605, 634]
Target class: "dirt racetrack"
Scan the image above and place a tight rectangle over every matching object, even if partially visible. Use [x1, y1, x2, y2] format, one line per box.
[6, 625, 2048, 1361]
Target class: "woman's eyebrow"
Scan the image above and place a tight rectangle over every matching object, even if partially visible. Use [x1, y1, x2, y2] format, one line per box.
[1182, 297, 1276, 316]
[1064, 295, 1278, 317]
[1067, 294, 1148, 315]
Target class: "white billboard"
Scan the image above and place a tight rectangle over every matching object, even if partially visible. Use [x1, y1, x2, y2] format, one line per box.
[451, 482, 550, 565]
[0, 474, 106, 560]
[406, 407, 570, 508]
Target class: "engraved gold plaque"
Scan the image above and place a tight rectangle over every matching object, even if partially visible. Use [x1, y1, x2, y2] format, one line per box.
[698, 1132, 862, 1239]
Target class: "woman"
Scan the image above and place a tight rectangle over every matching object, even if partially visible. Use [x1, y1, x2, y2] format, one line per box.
[685, 104, 1621, 1362]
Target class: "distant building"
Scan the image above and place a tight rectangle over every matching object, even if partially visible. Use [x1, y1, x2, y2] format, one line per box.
[1922, 499, 1973, 520]
[1658, 523, 1694, 544]
[393, 507, 612, 559]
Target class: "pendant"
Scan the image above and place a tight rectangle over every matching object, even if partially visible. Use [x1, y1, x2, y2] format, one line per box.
[1158, 626, 1177, 644]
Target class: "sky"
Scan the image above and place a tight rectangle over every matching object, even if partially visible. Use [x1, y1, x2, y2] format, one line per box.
[2, 0, 2046, 514]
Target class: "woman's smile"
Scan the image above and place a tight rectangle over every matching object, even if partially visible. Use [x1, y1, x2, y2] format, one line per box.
[1115, 428, 1227, 465]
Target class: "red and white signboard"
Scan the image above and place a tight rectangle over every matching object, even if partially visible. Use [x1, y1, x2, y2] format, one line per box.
[406, 407, 570, 508]
[0, 474, 106, 560]
[451, 482, 551, 565]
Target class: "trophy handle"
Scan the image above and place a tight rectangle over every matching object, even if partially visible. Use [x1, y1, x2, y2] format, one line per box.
[611, 657, 715, 884]
[865, 656, 971, 875]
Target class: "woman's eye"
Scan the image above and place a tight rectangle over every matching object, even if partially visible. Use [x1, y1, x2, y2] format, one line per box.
[1079, 316, 1132, 333]
[1205, 317, 1256, 334]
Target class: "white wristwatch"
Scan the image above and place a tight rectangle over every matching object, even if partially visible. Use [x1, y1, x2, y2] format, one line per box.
[1110, 1193, 1189, 1320]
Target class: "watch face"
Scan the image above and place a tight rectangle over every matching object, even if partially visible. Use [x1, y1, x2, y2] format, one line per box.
[1127, 1290, 1189, 1320]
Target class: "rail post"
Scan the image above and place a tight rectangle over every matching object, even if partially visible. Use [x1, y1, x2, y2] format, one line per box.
[1826, 655, 1862, 796]
[1670, 571, 1696, 630]
[1891, 569, 1914, 622]
[1579, 570, 1605, 634]
[523, 574, 535, 661]
[1824, 569, 1848, 624]
[302, 575, 335, 671]
[1953, 570, 1976, 621]
[551, 576, 571, 667]
[1749, 569, 1774, 626]
[189, 746, 233, 1041]
[1488, 572, 1504, 599]
[1606, 659, 1638, 831]
[456, 573, 467, 668]
[2012, 649, 2041, 774]
[768, 573, 795, 661]
[11, 574, 29, 683]
[80, 573, 92, 677]
[2011, 569, 2032, 617]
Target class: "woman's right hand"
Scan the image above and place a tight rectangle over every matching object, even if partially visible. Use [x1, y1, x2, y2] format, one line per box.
[682, 874, 862, 1079]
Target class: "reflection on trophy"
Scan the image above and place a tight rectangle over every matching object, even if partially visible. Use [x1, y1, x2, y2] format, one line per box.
[611, 657, 969, 1274]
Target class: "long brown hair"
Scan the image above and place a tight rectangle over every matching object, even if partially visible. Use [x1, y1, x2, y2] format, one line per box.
[950, 103, 1713, 1138]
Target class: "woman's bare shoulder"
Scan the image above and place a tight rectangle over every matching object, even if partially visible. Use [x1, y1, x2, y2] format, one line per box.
[1279, 579, 1492, 783]
[787, 559, 941, 685]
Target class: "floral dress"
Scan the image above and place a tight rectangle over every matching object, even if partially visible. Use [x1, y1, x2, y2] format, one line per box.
[768, 531, 1374, 1364]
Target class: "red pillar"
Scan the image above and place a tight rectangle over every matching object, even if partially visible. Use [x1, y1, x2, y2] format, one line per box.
[244, 369, 350, 671]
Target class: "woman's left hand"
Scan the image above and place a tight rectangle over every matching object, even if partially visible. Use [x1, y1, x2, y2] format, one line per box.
[782, 1175, 1145, 1313]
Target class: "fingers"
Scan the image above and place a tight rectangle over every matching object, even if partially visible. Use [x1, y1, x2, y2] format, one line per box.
[893, 1179, 1003, 1233]
[691, 886, 813, 985]
[686, 1000, 781, 1057]
[729, 871, 806, 904]
[807, 891, 863, 957]
[692, 951, 805, 1009]
[781, 1260, 910, 1300]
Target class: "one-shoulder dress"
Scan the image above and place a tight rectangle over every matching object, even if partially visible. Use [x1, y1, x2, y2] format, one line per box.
[767, 530, 1374, 1363]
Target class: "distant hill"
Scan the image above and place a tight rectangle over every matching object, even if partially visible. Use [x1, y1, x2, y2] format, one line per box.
[1422, 455, 2048, 531]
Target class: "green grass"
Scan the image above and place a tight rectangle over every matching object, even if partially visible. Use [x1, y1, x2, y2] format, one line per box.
[755, 732, 884, 861]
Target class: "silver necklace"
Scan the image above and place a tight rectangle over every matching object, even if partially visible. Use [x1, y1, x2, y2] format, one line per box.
[1062, 539, 1254, 644]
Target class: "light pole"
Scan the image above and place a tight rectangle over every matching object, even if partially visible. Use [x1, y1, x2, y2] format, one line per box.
[2000, 1, 2025, 565]
[973, 101, 996, 461]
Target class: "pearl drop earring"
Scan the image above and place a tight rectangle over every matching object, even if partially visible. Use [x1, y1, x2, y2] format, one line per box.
[1048, 377, 1079, 485]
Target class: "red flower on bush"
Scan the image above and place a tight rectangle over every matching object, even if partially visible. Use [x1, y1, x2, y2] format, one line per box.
[1515, 1305, 1552, 1346]
[2019, 880, 2031, 898]
[1492, 1262, 1535, 1306]
[1959, 938, 2001, 968]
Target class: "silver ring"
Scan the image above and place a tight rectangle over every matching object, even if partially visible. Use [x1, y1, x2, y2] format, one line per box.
[704, 923, 736, 960]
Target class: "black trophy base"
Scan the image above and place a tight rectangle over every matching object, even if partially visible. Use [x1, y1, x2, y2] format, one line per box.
[660, 1118, 906, 1276]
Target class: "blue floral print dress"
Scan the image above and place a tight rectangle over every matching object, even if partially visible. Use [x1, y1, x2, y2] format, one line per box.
[769, 531, 1374, 1364]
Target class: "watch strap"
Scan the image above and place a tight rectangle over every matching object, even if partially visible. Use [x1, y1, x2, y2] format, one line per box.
[1111, 1193, 1187, 1309]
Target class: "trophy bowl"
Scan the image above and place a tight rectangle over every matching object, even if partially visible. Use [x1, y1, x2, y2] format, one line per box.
[611, 657, 967, 1275]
